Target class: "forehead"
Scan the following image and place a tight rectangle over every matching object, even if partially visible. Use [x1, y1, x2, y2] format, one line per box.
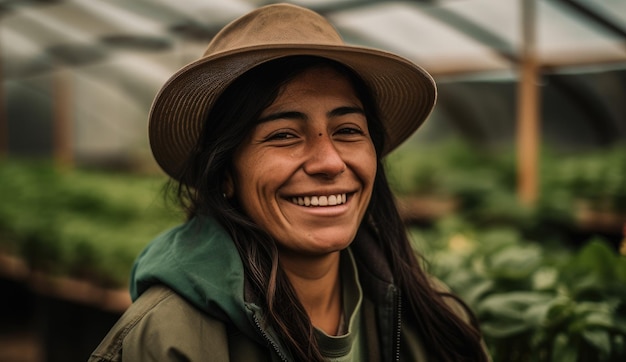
[271, 66, 360, 103]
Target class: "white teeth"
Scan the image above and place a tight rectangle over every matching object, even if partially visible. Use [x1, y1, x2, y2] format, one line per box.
[291, 193, 347, 207]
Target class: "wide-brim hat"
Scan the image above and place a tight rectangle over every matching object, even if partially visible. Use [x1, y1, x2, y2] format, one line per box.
[149, 3, 437, 181]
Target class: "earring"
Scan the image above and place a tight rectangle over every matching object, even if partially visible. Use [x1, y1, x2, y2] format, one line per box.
[223, 175, 234, 199]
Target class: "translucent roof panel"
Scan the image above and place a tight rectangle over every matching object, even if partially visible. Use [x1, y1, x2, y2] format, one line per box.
[3, 0, 625, 80]
[579, 0, 626, 25]
[329, 2, 511, 76]
[441, 0, 626, 69]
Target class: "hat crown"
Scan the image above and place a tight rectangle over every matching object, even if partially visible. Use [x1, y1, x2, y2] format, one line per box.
[204, 4, 344, 57]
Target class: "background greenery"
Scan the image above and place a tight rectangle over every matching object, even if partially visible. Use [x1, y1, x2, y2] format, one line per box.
[412, 219, 625, 361]
[0, 161, 183, 287]
[1, 141, 625, 360]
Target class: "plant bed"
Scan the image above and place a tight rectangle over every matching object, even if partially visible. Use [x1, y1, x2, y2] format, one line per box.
[0, 252, 131, 313]
[575, 201, 626, 234]
[396, 195, 459, 224]
[388, 141, 626, 242]
[411, 220, 626, 361]
[0, 267, 124, 362]
[0, 160, 183, 289]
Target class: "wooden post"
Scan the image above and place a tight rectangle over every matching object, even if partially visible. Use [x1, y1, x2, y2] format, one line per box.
[516, 0, 540, 206]
[53, 67, 73, 168]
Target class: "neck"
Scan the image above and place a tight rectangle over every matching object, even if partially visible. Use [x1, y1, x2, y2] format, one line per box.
[280, 251, 343, 335]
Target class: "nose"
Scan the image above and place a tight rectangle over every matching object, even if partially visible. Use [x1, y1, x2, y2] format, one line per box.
[302, 134, 346, 178]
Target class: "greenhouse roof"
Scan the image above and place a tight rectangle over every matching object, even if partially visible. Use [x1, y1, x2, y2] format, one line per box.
[2, 0, 625, 161]
[2, 0, 625, 82]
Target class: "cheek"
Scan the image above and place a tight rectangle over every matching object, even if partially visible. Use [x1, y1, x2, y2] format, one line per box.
[354, 145, 378, 188]
[232, 152, 281, 211]
[364, 164, 377, 200]
[231, 151, 255, 200]
[233, 155, 260, 197]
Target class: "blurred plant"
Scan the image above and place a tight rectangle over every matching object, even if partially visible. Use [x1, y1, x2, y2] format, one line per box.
[412, 220, 626, 362]
[388, 141, 626, 240]
[542, 146, 626, 213]
[0, 160, 182, 287]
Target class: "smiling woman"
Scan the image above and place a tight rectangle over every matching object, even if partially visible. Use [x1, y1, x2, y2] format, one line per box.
[90, 4, 490, 362]
[230, 65, 376, 260]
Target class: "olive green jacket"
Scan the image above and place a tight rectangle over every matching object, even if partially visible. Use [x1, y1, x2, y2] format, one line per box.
[89, 217, 483, 361]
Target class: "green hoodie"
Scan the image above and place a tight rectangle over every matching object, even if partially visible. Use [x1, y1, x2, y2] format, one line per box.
[129, 216, 292, 359]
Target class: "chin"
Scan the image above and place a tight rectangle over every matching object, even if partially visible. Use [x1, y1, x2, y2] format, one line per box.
[306, 234, 356, 254]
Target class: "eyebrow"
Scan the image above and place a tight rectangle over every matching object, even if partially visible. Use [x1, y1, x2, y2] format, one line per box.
[257, 106, 365, 124]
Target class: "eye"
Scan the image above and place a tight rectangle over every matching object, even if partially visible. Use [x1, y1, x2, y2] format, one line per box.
[335, 125, 365, 137]
[335, 127, 365, 136]
[265, 131, 297, 141]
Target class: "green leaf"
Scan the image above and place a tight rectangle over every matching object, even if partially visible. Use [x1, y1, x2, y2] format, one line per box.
[582, 329, 611, 356]
[524, 301, 553, 327]
[485, 245, 542, 280]
[480, 319, 531, 338]
[615, 256, 626, 284]
[566, 239, 618, 280]
[551, 333, 578, 362]
[477, 292, 554, 337]
[532, 267, 558, 290]
[459, 279, 494, 307]
[574, 302, 615, 330]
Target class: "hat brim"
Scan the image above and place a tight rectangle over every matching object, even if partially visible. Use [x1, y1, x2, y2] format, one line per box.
[149, 44, 437, 181]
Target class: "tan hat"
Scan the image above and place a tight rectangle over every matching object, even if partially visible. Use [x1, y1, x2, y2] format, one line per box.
[149, 3, 436, 180]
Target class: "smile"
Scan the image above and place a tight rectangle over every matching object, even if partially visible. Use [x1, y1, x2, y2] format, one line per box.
[290, 193, 347, 207]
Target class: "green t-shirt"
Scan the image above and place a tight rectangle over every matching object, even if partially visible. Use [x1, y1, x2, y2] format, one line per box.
[314, 249, 365, 361]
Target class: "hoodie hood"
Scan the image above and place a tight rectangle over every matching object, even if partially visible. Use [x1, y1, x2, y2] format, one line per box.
[130, 216, 265, 345]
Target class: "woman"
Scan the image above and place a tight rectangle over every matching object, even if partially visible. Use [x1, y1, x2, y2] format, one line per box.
[90, 3, 490, 362]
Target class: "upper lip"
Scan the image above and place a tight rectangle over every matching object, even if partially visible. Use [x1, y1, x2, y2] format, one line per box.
[282, 189, 355, 198]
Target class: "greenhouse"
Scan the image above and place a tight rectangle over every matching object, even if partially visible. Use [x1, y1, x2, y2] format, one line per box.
[0, 0, 625, 361]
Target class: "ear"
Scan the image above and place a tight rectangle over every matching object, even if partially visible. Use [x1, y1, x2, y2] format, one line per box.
[223, 172, 235, 198]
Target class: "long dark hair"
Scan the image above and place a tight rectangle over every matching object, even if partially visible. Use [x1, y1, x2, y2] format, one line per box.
[173, 55, 488, 361]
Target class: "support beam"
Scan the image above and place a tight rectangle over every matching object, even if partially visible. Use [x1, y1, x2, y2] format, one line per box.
[516, 0, 540, 206]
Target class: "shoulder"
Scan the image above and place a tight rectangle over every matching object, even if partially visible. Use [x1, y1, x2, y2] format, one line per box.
[89, 285, 229, 362]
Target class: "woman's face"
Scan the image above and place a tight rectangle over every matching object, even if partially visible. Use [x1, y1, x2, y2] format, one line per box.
[229, 66, 377, 257]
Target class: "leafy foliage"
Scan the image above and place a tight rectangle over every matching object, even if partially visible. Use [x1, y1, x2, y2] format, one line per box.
[411, 220, 626, 361]
[390, 141, 626, 360]
[0, 160, 182, 287]
[387, 140, 626, 227]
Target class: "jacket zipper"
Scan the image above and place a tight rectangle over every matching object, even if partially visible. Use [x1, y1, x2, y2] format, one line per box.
[394, 288, 402, 362]
[253, 314, 289, 362]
